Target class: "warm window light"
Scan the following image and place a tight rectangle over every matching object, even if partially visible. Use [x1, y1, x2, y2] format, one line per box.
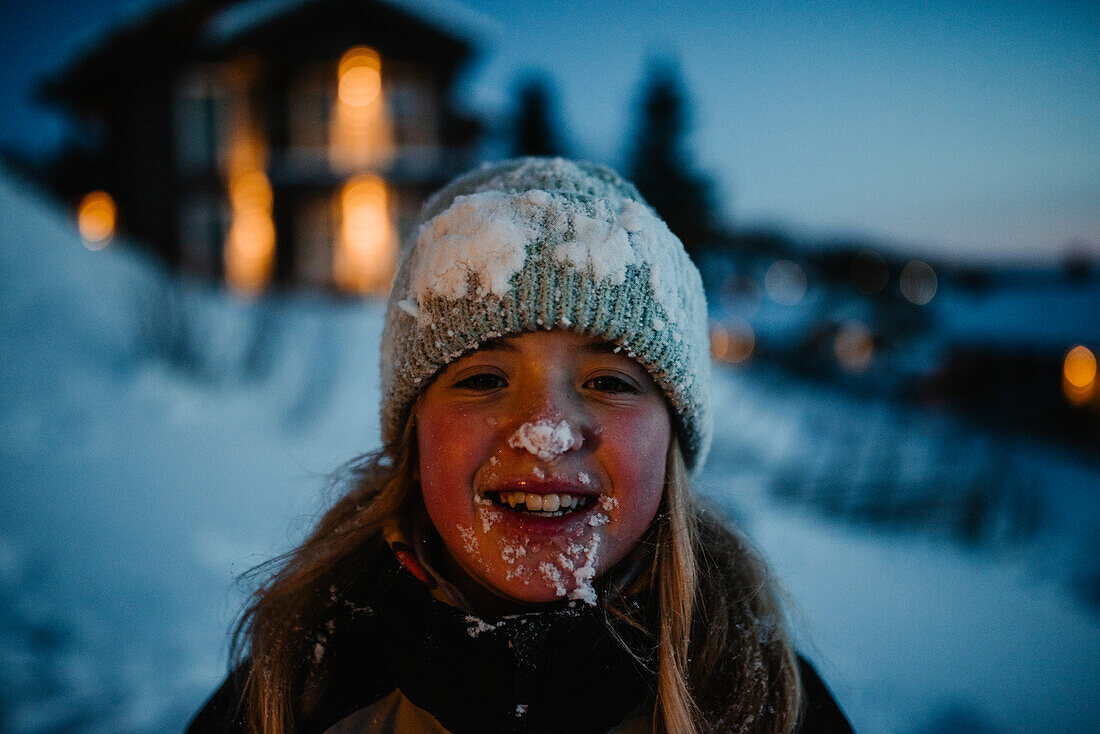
[900, 260, 937, 305]
[330, 45, 395, 171]
[225, 169, 276, 296]
[725, 319, 755, 364]
[77, 191, 116, 249]
[834, 321, 874, 373]
[336, 175, 396, 294]
[710, 321, 729, 361]
[338, 46, 382, 107]
[1063, 345, 1097, 406]
[709, 319, 754, 365]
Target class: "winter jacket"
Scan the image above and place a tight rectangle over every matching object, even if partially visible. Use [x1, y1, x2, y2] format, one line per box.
[187, 545, 853, 734]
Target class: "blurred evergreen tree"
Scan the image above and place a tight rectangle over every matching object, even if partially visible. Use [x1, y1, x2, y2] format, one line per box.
[512, 74, 567, 158]
[625, 59, 720, 255]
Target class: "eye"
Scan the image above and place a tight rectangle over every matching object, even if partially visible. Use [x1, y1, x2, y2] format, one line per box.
[454, 372, 507, 391]
[583, 374, 637, 394]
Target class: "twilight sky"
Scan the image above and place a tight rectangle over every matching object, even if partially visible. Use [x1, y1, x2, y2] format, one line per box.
[1, 0, 1097, 264]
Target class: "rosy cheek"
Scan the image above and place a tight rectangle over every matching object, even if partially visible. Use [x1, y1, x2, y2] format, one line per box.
[612, 411, 669, 472]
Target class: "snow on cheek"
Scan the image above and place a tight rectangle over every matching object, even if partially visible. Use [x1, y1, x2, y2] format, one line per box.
[585, 495, 616, 527]
[459, 524, 479, 556]
[507, 419, 581, 461]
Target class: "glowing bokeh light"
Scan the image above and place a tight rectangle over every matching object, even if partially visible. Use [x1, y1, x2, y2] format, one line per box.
[764, 259, 807, 306]
[330, 46, 394, 171]
[338, 46, 382, 107]
[225, 169, 276, 296]
[1063, 345, 1097, 406]
[710, 321, 729, 362]
[709, 319, 754, 364]
[336, 175, 397, 294]
[77, 191, 117, 249]
[834, 321, 874, 373]
[900, 259, 937, 305]
[723, 318, 755, 364]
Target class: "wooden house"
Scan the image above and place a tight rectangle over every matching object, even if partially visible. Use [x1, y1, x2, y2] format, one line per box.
[39, 0, 483, 294]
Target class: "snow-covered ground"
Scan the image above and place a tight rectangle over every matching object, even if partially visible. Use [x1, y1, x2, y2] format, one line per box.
[1, 168, 1097, 733]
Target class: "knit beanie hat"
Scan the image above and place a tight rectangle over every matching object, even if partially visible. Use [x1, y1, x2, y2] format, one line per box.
[380, 157, 712, 470]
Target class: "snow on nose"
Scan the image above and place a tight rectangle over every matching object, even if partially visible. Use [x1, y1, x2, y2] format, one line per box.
[507, 419, 582, 461]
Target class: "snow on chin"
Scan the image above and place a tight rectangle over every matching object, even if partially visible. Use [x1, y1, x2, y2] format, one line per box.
[538, 561, 567, 597]
[568, 534, 600, 605]
[536, 533, 602, 605]
[499, 537, 530, 581]
[507, 419, 581, 461]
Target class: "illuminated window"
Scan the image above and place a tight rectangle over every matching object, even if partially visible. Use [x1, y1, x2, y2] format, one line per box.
[335, 175, 397, 294]
[329, 46, 395, 171]
[834, 321, 874, 373]
[222, 96, 274, 295]
[710, 319, 754, 365]
[77, 191, 116, 249]
[1063, 345, 1097, 406]
[224, 169, 275, 295]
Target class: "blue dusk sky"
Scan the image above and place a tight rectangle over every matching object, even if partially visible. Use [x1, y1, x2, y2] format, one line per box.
[1, 0, 1097, 264]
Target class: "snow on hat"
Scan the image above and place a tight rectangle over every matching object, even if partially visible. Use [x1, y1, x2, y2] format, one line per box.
[380, 157, 712, 470]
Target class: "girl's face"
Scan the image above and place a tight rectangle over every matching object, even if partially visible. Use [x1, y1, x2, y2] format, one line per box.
[416, 330, 671, 606]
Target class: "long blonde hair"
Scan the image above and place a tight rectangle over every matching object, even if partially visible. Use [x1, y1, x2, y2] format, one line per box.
[233, 420, 801, 734]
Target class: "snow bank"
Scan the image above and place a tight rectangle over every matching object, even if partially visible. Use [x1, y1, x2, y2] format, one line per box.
[1, 165, 1097, 732]
[0, 168, 383, 732]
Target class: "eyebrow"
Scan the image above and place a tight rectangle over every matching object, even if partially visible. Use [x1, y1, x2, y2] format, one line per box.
[473, 337, 622, 355]
[580, 341, 624, 355]
[476, 338, 519, 353]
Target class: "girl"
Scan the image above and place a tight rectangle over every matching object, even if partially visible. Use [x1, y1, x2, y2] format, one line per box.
[189, 158, 852, 734]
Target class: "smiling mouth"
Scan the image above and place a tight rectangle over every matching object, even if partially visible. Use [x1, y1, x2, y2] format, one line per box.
[486, 490, 596, 518]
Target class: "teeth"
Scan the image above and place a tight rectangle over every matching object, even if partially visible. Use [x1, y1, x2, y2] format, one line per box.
[490, 491, 590, 514]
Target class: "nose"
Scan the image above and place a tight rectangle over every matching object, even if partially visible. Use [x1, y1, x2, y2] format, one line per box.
[504, 376, 594, 461]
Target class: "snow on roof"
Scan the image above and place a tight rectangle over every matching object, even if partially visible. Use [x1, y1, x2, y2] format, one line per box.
[205, 0, 498, 47]
[204, 0, 311, 44]
[379, 0, 500, 45]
